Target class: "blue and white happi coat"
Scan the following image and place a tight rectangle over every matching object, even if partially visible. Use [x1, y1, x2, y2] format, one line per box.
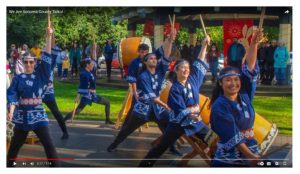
[42, 46, 61, 102]
[210, 63, 260, 166]
[167, 59, 208, 136]
[7, 52, 54, 131]
[77, 68, 101, 105]
[132, 51, 172, 122]
[126, 46, 165, 84]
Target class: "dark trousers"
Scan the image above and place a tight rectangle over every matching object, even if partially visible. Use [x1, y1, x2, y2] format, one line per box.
[65, 96, 111, 121]
[139, 123, 209, 167]
[265, 63, 274, 85]
[110, 110, 168, 148]
[62, 69, 68, 78]
[71, 61, 78, 76]
[57, 63, 62, 77]
[44, 100, 68, 134]
[7, 126, 59, 167]
[105, 59, 112, 78]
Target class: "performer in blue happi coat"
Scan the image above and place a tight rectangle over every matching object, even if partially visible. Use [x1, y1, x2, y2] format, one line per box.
[209, 29, 263, 167]
[42, 33, 69, 139]
[139, 35, 212, 167]
[7, 26, 59, 167]
[107, 28, 181, 155]
[63, 43, 113, 124]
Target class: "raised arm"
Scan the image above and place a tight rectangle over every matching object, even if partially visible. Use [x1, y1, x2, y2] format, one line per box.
[197, 35, 210, 61]
[245, 28, 264, 71]
[162, 27, 177, 59]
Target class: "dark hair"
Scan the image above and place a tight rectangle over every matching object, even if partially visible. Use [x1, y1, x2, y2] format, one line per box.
[209, 43, 219, 52]
[80, 59, 92, 69]
[209, 66, 240, 109]
[168, 59, 190, 82]
[138, 43, 149, 51]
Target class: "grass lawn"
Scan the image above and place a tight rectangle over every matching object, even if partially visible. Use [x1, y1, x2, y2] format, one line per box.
[46, 81, 292, 135]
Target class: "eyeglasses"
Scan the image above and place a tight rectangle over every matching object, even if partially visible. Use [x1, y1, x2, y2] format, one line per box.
[24, 61, 35, 65]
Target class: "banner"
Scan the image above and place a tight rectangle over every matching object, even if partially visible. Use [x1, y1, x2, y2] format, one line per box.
[223, 19, 253, 66]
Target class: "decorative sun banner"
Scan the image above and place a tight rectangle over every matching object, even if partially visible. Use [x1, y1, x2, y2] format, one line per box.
[223, 19, 254, 66]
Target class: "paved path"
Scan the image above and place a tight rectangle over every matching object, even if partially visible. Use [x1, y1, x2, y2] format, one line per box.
[15, 120, 292, 167]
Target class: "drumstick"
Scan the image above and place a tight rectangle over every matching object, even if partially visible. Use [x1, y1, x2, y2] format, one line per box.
[173, 14, 176, 28]
[168, 15, 173, 26]
[199, 14, 207, 36]
[258, 7, 266, 29]
[47, 7, 51, 28]
[71, 94, 80, 123]
[199, 98, 209, 116]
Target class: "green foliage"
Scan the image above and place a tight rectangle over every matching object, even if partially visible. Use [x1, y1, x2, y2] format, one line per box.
[176, 27, 189, 45]
[7, 7, 128, 48]
[196, 26, 224, 51]
[263, 26, 279, 42]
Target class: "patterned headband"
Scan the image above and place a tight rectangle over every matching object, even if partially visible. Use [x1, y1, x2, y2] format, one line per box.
[143, 53, 156, 62]
[174, 60, 189, 71]
[218, 72, 241, 80]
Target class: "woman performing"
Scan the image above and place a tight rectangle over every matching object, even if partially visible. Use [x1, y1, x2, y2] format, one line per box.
[209, 28, 263, 167]
[63, 45, 113, 124]
[7, 25, 59, 167]
[107, 28, 181, 156]
[42, 32, 69, 139]
[139, 35, 211, 167]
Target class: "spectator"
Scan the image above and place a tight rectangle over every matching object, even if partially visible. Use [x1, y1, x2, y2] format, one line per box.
[264, 39, 277, 85]
[257, 42, 267, 83]
[192, 40, 202, 64]
[227, 37, 246, 69]
[30, 43, 41, 60]
[104, 39, 115, 81]
[274, 40, 289, 85]
[69, 42, 82, 77]
[53, 45, 63, 77]
[61, 48, 70, 81]
[207, 43, 221, 83]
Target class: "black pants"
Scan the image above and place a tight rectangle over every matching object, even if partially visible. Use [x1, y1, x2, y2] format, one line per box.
[105, 59, 112, 78]
[265, 63, 274, 84]
[71, 61, 78, 76]
[44, 100, 68, 135]
[65, 96, 111, 121]
[7, 126, 59, 167]
[139, 123, 209, 167]
[110, 110, 169, 148]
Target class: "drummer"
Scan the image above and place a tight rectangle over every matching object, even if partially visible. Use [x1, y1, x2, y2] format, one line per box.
[209, 28, 263, 167]
[107, 28, 181, 156]
[139, 35, 212, 167]
[7, 25, 59, 167]
[42, 32, 69, 139]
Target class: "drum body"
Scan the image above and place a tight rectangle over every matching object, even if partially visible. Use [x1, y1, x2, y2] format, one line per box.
[119, 37, 152, 66]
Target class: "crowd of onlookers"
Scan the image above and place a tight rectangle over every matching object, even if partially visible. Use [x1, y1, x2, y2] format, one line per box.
[6, 37, 292, 87]
[6, 40, 117, 86]
[178, 38, 292, 86]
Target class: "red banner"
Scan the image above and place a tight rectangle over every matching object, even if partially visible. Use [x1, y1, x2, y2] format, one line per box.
[223, 19, 253, 66]
[164, 22, 180, 36]
[143, 20, 154, 36]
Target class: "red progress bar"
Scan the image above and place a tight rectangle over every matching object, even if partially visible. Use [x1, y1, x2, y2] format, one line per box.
[10, 158, 74, 161]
